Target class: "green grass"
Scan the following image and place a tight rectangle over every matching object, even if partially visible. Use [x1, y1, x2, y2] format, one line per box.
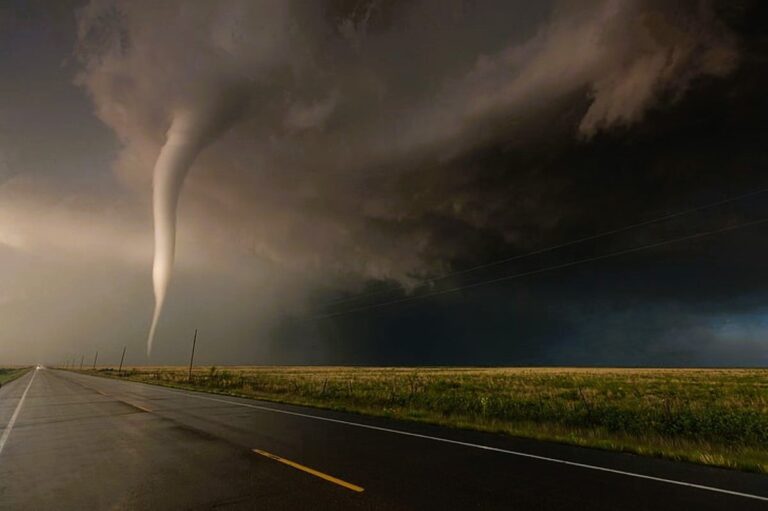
[80, 366, 768, 473]
[0, 367, 31, 386]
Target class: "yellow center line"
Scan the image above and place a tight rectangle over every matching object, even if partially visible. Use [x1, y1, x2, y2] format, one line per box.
[252, 449, 364, 493]
[77, 380, 151, 412]
[127, 402, 153, 413]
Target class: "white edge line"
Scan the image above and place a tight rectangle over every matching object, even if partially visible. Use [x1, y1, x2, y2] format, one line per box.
[67, 371, 768, 502]
[0, 368, 37, 456]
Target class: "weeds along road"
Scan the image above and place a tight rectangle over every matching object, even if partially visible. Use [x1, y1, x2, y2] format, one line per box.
[0, 367, 766, 510]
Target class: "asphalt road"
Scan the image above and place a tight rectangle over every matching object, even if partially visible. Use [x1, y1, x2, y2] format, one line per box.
[0, 368, 766, 510]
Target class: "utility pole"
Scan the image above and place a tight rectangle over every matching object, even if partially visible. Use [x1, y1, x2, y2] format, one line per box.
[80, 355, 84, 370]
[92, 351, 98, 370]
[188, 328, 198, 382]
[118, 346, 126, 374]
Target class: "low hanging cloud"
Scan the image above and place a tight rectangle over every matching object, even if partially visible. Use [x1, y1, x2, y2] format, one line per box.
[74, 0, 739, 295]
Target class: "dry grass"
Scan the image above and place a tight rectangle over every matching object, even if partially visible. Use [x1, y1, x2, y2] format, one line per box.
[0, 367, 31, 386]
[82, 366, 768, 473]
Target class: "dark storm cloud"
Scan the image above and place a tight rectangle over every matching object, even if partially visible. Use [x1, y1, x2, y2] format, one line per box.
[74, 0, 739, 279]
[71, 0, 767, 365]
[1, 0, 766, 365]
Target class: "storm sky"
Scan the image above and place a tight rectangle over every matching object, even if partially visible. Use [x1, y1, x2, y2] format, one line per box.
[1, 0, 767, 366]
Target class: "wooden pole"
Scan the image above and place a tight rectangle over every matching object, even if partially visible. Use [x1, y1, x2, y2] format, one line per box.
[188, 329, 198, 382]
[118, 346, 126, 374]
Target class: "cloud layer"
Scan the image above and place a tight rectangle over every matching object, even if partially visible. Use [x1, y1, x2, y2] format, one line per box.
[74, 0, 738, 284]
[2, 0, 763, 365]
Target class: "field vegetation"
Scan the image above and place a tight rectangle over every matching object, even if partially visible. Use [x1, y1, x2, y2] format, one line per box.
[83, 366, 768, 472]
[0, 367, 31, 386]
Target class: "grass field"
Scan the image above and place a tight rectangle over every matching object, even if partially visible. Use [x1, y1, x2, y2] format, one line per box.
[80, 366, 768, 473]
[0, 367, 31, 386]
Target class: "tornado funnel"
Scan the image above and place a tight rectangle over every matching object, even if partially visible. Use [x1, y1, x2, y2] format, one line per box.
[147, 111, 212, 355]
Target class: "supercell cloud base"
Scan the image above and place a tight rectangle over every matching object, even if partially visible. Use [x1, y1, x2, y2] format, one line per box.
[0, 0, 766, 366]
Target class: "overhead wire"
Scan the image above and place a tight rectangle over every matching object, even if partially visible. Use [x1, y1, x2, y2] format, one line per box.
[312, 215, 768, 320]
[320, 186, 768, 310]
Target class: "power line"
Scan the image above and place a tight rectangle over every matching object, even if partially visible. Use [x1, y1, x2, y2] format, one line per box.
[320, 185, 768, 310]
[312, 215, 768, 320]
